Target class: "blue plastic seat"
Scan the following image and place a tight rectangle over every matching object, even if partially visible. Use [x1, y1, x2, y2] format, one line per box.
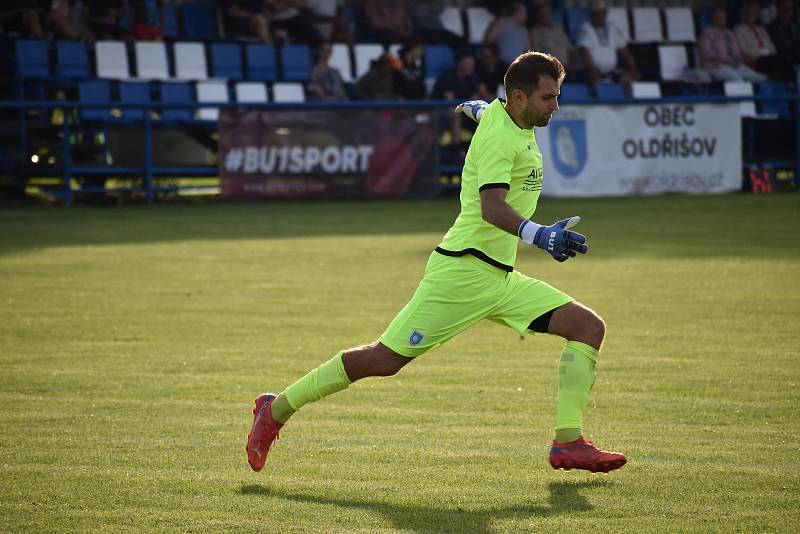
[56, 41, 90, 79]
[120, 82, 151, 122]
[159, 82, 195, 123]
[246, 44, 277, 81]
[756, 82, 791, 117]
[567, 7, 589, 42]
[15, 40, 49, 78]
[210, 42, 243, 80]
[281, 44, 311, 81]
[596, 83, 626, 101]
[424, 45, 454, 79]
[559, 83, 591, 102]
[78, 80, 114, 121]
[181, 2, 216, 40]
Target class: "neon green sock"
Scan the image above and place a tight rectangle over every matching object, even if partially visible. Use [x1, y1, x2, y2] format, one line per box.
[555, 341, 598, 443]
[276, 351, 351, 424]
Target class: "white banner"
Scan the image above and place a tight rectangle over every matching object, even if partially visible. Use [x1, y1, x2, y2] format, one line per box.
[535, 103, 742, 197]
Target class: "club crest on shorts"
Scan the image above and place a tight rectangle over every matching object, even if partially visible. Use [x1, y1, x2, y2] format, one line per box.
[408, 330, 424, 346]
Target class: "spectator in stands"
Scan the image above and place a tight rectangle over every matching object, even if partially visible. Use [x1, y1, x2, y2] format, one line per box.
[699, 6, 767, 82]
[268, 0, 321, 45]
[84, 0, 127, 41]
[363, 0, 414, 44]
[221, 0, 272, 43]
[735, 1, 781, 79]
[409, 0, 465, 48]
[577, 0, 639, 90]
[393, 38, 426, 99]
[475, 43, 507, 100]
[433, 50, 480, 149]
[308, 41, 348, 101]
[767, 0, 800, 83]
[305, 0, 352, 43]
[0, 2, 44, 37]
[131, 0, 164, 41]
[530, 1, 584, 82]
[483, 2, 531, 65]
[354, 52, 401, 100]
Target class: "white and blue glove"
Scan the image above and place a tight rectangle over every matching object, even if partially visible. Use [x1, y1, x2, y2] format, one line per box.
[518, 216, 588, 262]
[455, 100, 489, 123]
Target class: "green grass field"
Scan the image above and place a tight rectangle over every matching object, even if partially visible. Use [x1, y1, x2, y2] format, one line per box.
[1, 195, 799, 533]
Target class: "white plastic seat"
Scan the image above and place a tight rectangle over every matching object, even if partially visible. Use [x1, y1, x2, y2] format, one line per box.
[631, 82, 662, 98]
[658, 45, 688, 81]
[632, 7, 663, 42]
[665, 7, 695, 42]
[466, 7, 492, 44]
[329, 43, 353, 83]
[174, 42, 208, 80]
[134, 41, 169, 80]
[608, 7, 630, 42]
[234, 81, 268, 103]
[95, 41, 129, 79]
[354, 43, 384, 80]
[196, 80, 229, 121]
[724, 81, 757, 118]
[440, 7, 465, 37]
[272, 82, 305, 103]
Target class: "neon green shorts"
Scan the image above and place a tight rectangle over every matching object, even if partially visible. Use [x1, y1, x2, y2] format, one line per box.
[379, 251, 573, 357]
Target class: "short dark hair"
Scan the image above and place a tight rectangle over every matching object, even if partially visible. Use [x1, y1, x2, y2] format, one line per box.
[503, 51, 565, 96]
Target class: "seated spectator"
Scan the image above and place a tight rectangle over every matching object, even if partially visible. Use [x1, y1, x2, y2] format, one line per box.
[308, 41, 348, 101]
[131, 0, 164, 41]
[475, 43, 507, 100]
[409, 0, 465, 48]
[699, 6, 767, 82]
[483, 2, 531, 65]
[433, 50, 480, 148]
[393, 38, 426, 99]
[0, 1, 44, 37]
[84, 0, 127, 40]
[363, 0, 414, 44]
[268, 0, 321, 45]
[578, 0, 639, 89]
[735, 1, 781, 79]
[354, 52, 400, 100]
[530, 1, 584, 81]
[305, 0, 352, 43]
[221, 0, 272, 43]
[767, 0, 800, 83]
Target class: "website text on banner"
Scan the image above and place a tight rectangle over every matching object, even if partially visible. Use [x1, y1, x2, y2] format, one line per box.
[537, 103, 742, 197]
[218, 108, 438, 199]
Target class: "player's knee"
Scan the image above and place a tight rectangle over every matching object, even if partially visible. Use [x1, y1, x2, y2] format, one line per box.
[582, 312, 605, 348]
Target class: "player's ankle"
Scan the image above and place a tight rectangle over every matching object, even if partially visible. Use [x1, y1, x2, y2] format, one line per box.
[554, 428, 582, 444]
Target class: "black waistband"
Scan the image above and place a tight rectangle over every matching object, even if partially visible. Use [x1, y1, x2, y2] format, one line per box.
[434, 247, 513, 273]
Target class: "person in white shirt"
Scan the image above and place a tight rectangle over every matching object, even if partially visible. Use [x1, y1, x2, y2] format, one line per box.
[577, 0, 639, 89]
[734, 1, 780, 79]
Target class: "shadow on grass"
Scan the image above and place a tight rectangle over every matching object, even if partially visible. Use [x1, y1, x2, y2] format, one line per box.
[240, 479, 610, 532]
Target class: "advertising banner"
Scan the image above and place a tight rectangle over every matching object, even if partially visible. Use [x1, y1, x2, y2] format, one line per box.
[218, 107, 437, 199]
[536, 103, 742, 196]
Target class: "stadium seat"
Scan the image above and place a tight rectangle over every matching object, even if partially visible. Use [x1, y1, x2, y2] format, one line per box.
[596, 83, 626, 101]
[174, 42, 208, 80]
[424, 45, 454, 79]
[665, 7, 695, 42]
[210, 42, 243, 80]
[658, 45, 689, 81]
[466, 7, 492, 43]
[56, 41, 90, 79]
[723, 81, 757, 118]
[695, 7, 712, 36]
[162, 3, 178, 40]
[559, 83, 591, 102]
[95, 41, 130, 79]
[329, 43, 353, 83]
[608, 7, 631, 42]
[15, 40, 49, 78]
[235, 81, 268, 103]
[566, 7, 589, 43]
[632, 7, 663, 42]
[272, 82, 305, 103]
[245, 44, 277, 81]
[134, 41, 169, 80]
[181, 2, 216, 40]
[119, 81, 151, 122]
[439, 7, 465, 38]
[281, 44, 311, 81]
[354, 43, 384, 80]
[631, 82, 661, 98]
[196, 80, 229, 121]
[756, 82, 791, 117]
[78, 79, 114, 121]
[159, 82, 195, 123]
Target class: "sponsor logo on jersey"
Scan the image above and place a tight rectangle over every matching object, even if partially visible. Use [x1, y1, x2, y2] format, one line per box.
[523, 167, 543, 191]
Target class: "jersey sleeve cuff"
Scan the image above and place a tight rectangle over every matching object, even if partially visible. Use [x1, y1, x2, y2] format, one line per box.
[478, 183, 511, 192]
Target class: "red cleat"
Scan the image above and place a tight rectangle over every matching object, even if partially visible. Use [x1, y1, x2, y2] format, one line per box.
[549, 437, 627, 473]
[246, 393, 283, 472]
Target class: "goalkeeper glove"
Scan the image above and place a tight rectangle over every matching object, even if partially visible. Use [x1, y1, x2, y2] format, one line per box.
[455, 100, 489, 123]
[518, 216, 588, 262]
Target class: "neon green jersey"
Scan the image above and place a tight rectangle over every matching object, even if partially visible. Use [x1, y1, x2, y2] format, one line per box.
[437, 99, 543, 271]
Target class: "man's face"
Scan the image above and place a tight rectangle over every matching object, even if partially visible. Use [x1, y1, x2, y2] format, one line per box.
[590, 9, 607, 27]
[458, 56, 475, 76]
[520, 75, 561, 128]
[777, 1, 795, 22]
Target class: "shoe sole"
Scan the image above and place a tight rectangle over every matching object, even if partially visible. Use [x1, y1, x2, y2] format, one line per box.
[550, 457, 627, 473]
[246, 394, 276, 472]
